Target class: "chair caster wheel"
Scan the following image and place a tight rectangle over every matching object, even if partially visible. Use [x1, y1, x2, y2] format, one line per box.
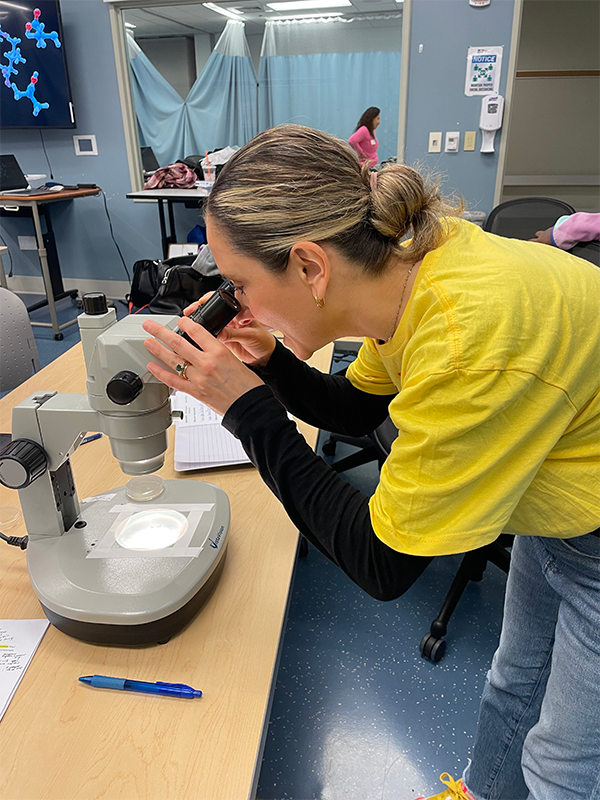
[420, 633, 446, 662]
[298, 537, 309, 558]
[54, 333, 64, 341]
[321, 439, 336, 456]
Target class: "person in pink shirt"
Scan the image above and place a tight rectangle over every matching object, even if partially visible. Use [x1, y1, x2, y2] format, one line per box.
[530, 211, 600, 249]
[348, 106, 380, 166]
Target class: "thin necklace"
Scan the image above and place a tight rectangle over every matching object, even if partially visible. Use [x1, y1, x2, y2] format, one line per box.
[385, 265, 414, 343]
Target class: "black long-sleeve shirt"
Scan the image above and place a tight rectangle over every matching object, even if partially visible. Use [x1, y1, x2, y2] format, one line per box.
[222, 341, 432, 600]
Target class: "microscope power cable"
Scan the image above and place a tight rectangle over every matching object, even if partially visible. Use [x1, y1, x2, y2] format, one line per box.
[0, 531, 28, 549]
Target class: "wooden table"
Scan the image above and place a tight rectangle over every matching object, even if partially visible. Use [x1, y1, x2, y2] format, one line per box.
[0, 340, 332, 800]
[0, 188, 101, 339]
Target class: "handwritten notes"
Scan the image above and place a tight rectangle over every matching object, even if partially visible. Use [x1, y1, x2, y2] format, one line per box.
[0, 619, 49, 721]
[171, 392, 251, 471]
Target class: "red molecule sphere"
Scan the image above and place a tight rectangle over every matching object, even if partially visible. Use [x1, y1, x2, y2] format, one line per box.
[33, 8, 41, 18]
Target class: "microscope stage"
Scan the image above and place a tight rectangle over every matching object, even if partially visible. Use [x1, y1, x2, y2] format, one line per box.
[26, 480, 230, 645]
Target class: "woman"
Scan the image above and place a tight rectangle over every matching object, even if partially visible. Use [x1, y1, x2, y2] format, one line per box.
[143, 125, 600, 800]
[348, 106, 380, 166]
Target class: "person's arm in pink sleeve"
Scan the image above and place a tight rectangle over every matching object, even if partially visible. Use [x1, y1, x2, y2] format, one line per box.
[348, 126, 369, 160]
[552, 212, 600, 249]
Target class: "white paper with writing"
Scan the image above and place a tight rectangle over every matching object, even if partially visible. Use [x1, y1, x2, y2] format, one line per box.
[0, 619, 49, 721]
[171, 391, 251, 471]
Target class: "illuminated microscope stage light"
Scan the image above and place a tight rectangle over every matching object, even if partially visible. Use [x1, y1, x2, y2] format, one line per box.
[115, 509, 188, 551]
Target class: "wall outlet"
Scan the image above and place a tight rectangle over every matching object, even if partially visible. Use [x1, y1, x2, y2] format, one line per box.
[464, 131, 477, 151]
[445, 131, 460, 152]
[18, 236, 37, 251]
[428, 132, 442, 153]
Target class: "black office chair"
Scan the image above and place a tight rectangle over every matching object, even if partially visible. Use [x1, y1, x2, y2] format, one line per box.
[322, 416, 512, 663]
[568, 240, 600, 267]
[483, 197, 575, 240]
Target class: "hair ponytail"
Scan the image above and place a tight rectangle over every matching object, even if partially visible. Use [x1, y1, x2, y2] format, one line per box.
[207, 125, 464, 276]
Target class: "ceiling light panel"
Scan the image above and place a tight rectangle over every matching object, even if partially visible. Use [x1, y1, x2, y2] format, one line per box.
[272, 11, 343, 17]
[202, 2, 245, 18]
[267, 0, 351, 10]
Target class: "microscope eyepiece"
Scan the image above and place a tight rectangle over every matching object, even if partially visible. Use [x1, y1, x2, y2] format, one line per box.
[82, 292, 109, 315]
[106, 370, 144, 405]
[177, 279, 241, 348]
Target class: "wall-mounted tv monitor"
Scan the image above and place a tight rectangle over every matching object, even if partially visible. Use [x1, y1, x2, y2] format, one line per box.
[0, 0, 75, 128]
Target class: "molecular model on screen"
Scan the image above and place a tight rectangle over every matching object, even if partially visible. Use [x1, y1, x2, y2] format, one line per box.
[10, 71, 49, 116]
[25, 8, 61, 49]
[0, 29, 25, 86]
[0, 8, 61, 116]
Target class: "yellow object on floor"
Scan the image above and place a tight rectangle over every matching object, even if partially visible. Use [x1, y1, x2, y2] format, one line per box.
[417, 772, 473, 800]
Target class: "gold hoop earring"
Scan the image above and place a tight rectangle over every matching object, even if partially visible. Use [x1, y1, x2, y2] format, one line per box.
[314, 296, 325, 308]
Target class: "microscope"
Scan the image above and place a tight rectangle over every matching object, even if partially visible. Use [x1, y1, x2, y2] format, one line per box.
[0, 287, 240, 645]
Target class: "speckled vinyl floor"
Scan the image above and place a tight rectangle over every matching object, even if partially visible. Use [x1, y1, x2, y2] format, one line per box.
[256, 351, 508, 800]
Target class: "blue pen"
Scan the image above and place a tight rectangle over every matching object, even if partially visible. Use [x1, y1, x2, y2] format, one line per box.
[79, 675, 202, 698]
[81, 433, 102, 445]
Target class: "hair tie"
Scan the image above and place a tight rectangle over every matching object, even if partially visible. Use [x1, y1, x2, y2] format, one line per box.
[369, 171, 378, 192]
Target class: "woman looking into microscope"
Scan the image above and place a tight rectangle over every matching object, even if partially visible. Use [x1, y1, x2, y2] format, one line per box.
[143, 125, 600, 800]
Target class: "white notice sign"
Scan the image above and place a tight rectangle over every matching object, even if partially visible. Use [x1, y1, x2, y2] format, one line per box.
[465, 46, 503, 96]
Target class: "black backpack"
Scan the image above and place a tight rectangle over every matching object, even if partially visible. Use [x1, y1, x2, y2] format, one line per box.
[129, 255, 222, 314]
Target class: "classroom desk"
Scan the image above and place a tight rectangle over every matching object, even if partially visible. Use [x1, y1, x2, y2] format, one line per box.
[0, 188, 101, 340]
[0, 339, 332, 800]
[126, 188, 210, 260]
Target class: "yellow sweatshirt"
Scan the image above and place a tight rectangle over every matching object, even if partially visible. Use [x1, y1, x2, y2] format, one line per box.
[346, 218, 600, 556]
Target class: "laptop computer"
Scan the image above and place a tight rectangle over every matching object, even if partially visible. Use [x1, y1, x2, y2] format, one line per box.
[0, 154, 32, 194]
[141, 146, 160, 174]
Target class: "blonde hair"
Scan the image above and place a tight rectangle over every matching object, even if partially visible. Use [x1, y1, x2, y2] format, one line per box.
[207, 125, 463, 275]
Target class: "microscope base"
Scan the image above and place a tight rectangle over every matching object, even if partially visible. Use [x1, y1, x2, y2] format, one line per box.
[40, 550, 226, 645]
[27, 479, 230, 646]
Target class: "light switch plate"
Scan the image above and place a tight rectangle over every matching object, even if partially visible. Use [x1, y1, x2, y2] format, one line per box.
[73, 135, 98, 156]
[428, 132, 442, 153]
[464, 131, 477, 151]
[445, 131, 460, 152]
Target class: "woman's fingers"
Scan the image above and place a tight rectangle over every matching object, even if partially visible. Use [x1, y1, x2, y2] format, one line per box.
[142, 317, 217, 368]
[143, 332, 185, 372]
[183, 291, 214, 316]
[145, 359, 191, 391]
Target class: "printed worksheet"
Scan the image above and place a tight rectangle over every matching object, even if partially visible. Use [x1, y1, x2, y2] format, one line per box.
[0, 619, 49, 721]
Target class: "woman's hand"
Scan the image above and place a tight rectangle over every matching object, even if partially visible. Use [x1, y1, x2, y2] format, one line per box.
[143, 316, 264, 416]
[184, 296, 277, 366]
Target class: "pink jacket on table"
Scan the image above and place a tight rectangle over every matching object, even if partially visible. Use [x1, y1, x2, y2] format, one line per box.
[552, 212, 600, 249]
[348, 126, 378, 166]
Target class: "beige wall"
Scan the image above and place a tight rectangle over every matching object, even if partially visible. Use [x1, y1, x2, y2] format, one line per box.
[502, 0, 600, 210]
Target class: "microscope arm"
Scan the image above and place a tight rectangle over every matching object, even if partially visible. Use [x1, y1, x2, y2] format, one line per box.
[4, 392, 101, 540]
[12, 391, 100, 472]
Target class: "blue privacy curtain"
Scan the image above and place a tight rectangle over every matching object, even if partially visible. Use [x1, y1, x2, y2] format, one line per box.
[258, 17, 402, 162]
[128, 21, 258, 167]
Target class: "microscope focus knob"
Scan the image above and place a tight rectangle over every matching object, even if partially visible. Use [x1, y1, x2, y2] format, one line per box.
[107, 370, 144, 405]
[0, 438, 48, 490]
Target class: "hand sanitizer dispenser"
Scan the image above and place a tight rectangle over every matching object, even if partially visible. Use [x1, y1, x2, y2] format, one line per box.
[479, 94, 504, 153]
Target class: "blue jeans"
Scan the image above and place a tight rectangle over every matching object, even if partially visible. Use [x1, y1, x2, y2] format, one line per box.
[463, 533, 600, 800]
